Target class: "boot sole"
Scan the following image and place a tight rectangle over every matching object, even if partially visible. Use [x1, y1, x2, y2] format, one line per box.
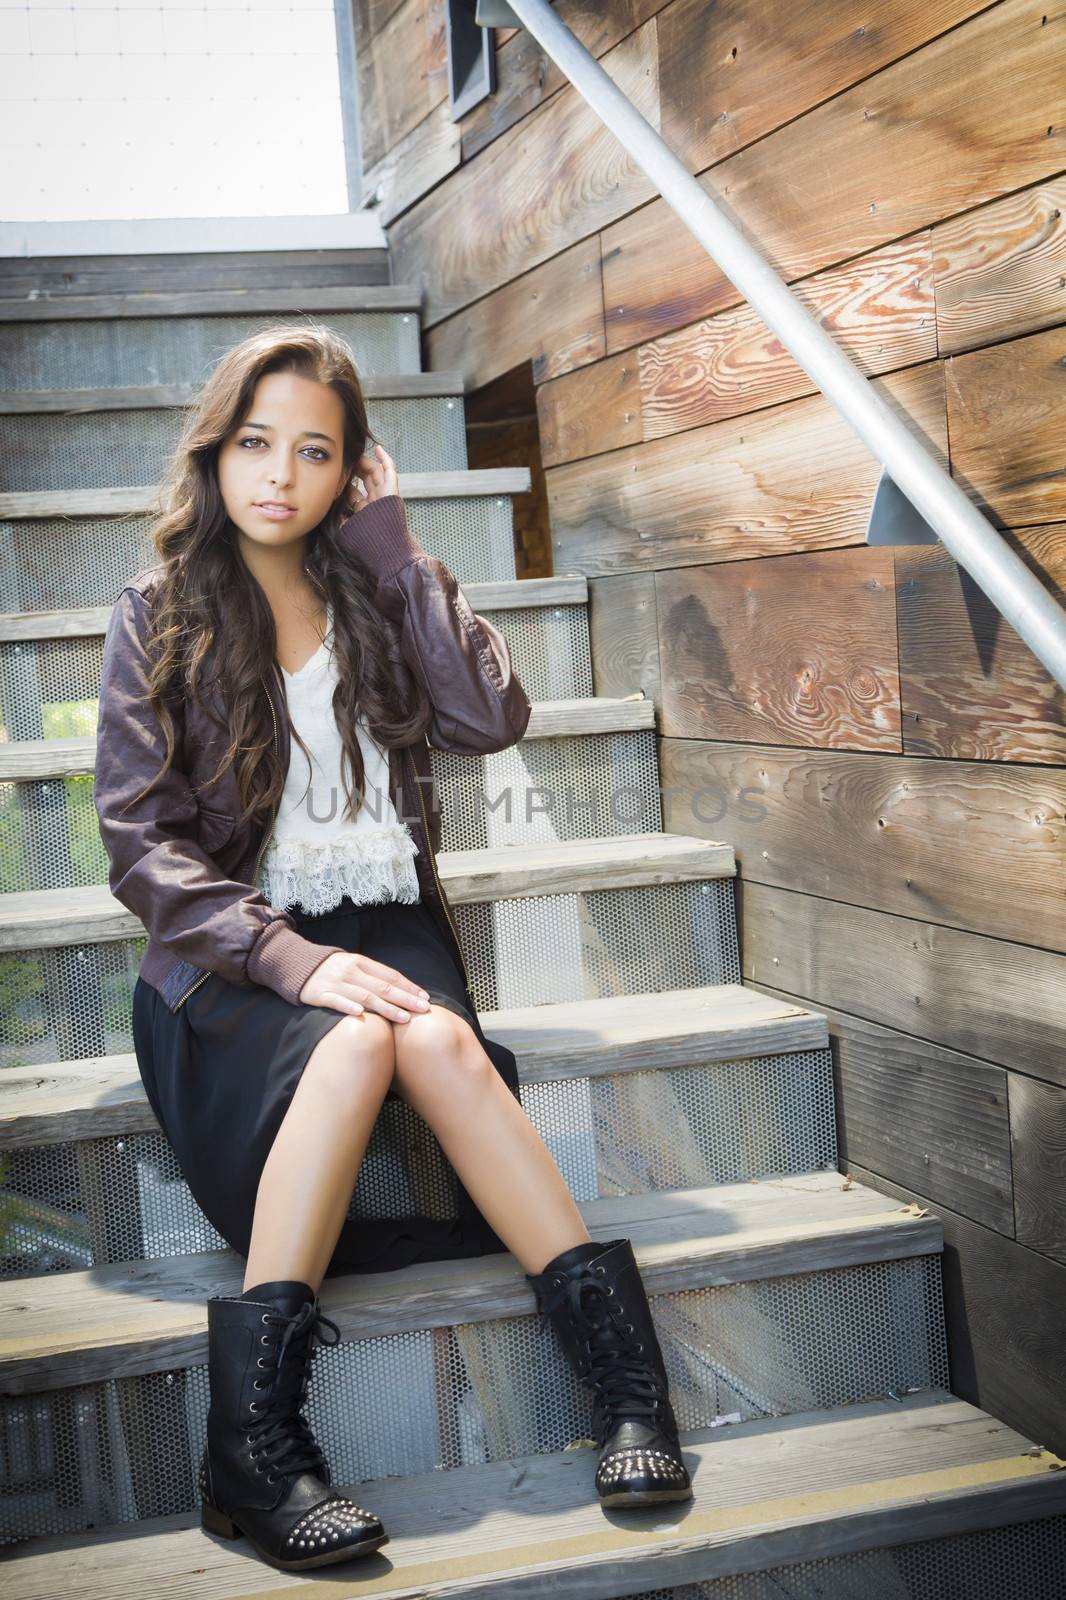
[202, 1499, 389, 1570]
[598, 1484, 695, 1508]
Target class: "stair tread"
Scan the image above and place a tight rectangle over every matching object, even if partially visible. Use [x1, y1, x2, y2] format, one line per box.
[0, 696, 655, 779]
[0, 373, 470, 411]
[0, 1171, 941, 1393]
[0, 832, 737, 943]
[3, 1392, 1063, 1597]
[0, 577, 590, 641]
[0, 467, 531, 518]
[0, 284, 425, 322]
[0, 982, 828, 1144]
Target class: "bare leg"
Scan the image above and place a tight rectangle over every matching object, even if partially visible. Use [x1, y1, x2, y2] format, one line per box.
[243, 1013, 397, 1295]
[390, 1007, 592, 1275]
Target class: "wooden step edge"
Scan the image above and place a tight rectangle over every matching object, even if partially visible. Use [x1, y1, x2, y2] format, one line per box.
[0, 576, 589, 642]
[0, 373, 469, 412]
[0, 284, 425, 322]
[0, 698, 655, 779]
[0, 984, 829, 1146]
[0, 1174, 942, 1394]
[0, 468, 532, 519]
[4, 1394, 1063, 1598]
[0, 834, 738, 951]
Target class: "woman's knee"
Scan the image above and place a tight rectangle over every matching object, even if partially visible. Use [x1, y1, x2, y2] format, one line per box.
[391, 1008, 492, 1095]
[302, 1012, 397, 1099]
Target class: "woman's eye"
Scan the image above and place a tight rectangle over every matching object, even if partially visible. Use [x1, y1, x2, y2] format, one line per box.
[238, 437, 328, 461]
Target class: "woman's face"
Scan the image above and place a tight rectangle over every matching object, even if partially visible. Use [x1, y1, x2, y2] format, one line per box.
[217, 370, 352, 555]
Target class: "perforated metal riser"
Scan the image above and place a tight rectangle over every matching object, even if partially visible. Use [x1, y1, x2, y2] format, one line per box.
[630, 1516, 1066, 1599]
[0, 501, 515, 625]
[0, 310, 423, 390]
[0, 1256, 946, 1541]
[0, 1049, 835, 1278]
[0, 395, 470, 493]
[432, 729, 661, 851]
[0, 882, 739, 1068]
[0, 718, 637, 897]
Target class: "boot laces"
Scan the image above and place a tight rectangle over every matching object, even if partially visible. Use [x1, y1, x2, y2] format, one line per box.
[247, 1300, 341, 1480]
[536, 1267, 664, 1425]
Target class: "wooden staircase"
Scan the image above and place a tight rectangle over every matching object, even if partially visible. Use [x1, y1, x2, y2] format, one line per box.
[1, 270, 1064, 1597]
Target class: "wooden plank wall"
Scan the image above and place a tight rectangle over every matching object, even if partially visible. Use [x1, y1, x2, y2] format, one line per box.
[356, 0, 1066, 1452]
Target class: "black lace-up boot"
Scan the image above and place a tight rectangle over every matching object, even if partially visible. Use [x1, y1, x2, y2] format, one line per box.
[198, 1280, 388, 1570]
[526, 1239, 693, 1507]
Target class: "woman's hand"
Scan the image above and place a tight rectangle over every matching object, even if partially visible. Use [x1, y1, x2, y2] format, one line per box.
[299, 949, 432, 1021]
[345, 443, 399, 513]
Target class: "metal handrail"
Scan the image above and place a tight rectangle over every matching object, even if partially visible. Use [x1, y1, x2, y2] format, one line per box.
[477, 0, 1066, 695]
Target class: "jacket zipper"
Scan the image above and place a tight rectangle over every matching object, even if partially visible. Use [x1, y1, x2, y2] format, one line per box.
[173, 674, 281, 1013]
[414, 761, 471, 989]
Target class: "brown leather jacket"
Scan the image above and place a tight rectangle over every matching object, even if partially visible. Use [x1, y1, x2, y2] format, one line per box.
[93, 494, 531, 1015]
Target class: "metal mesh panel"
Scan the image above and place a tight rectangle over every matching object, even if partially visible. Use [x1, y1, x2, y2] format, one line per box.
[433, 729, 661, 852]
[478, 603, 593, 703]
[0, 882, 739, 1069]
[0, 395, 469, 493]
[0, 310, 422, 390]
[630, 1514, 1066, 1599]
[457, 879, 741, 1012]
[0, 1256, 947, 1541]
[0, 936, 145, 1072]
[0, 728, 656, 895]
[0, 1050, 835, 1278]
[0, 496, 514, 623]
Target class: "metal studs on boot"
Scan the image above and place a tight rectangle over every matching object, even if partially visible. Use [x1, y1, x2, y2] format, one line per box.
[199, 1280, 388, 1570]
[526, 1239, 693, 1508]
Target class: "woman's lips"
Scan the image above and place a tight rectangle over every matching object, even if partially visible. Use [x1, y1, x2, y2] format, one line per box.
[255, 504, 296, 520]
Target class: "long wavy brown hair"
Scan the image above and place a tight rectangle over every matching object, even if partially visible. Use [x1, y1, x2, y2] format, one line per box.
[127, 322, 433, 832]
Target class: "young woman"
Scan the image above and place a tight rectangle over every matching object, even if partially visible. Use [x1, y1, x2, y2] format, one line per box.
[93, 323, 692, 1574]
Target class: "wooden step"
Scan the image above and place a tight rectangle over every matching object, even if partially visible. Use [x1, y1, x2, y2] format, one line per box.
[0, 833, 736, 954]
[0, 1171, 940, 1395]
[0, 373, 470, 412]
[0, 577, 590, 641]
[0, 284, 425, 323]
[0, 983, 828, 1147]
[0, 467, 532, 521]
[4, 1391, 1063, 1598]
[0, 698, 654, 783]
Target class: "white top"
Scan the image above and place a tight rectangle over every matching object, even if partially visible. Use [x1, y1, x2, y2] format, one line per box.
[254, 605, 421, 915]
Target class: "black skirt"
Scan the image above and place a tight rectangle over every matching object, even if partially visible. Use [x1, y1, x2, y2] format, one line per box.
[131, 896, 521, 1278]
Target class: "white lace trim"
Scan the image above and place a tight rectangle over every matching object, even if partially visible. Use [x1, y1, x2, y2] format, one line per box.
[255, 824, 421, 915]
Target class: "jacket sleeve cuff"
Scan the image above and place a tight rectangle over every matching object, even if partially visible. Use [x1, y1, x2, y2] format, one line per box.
[246, 919, 347, 1006]
[338, 494, 426, 580]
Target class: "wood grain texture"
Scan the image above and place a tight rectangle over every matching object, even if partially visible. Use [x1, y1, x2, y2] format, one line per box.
[1009, 1072, 1066, 1262]
[945, 322, 1066, 528]
[357, 0, 447, 174]
[897, 524, 1066, 762]
[0, 1173, 941, 1394]
[657, 0, 988, 175]
[588, 570, 663, 704]
[602, 0, 1065, 353]
[657, 547, 902, 751]
[361, 97, 461, 228]
[390, 22, 661, 327]
[932, 174, 1066, 354]
[747, 986, 1014, 1234]
[5, 1397, 1060, 1600]
[540, 234, 937, 466]
[731, 878, 1066, 1087]
[660, 737, 1066, 954]
[547, 361, 947, 576]
[0, 835, 738, 951]
[0, 985, 829, 1146]
[425, 234, 605, 391]
[842, 1156, 1066, 1458]
[460, 0, 664, 165]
